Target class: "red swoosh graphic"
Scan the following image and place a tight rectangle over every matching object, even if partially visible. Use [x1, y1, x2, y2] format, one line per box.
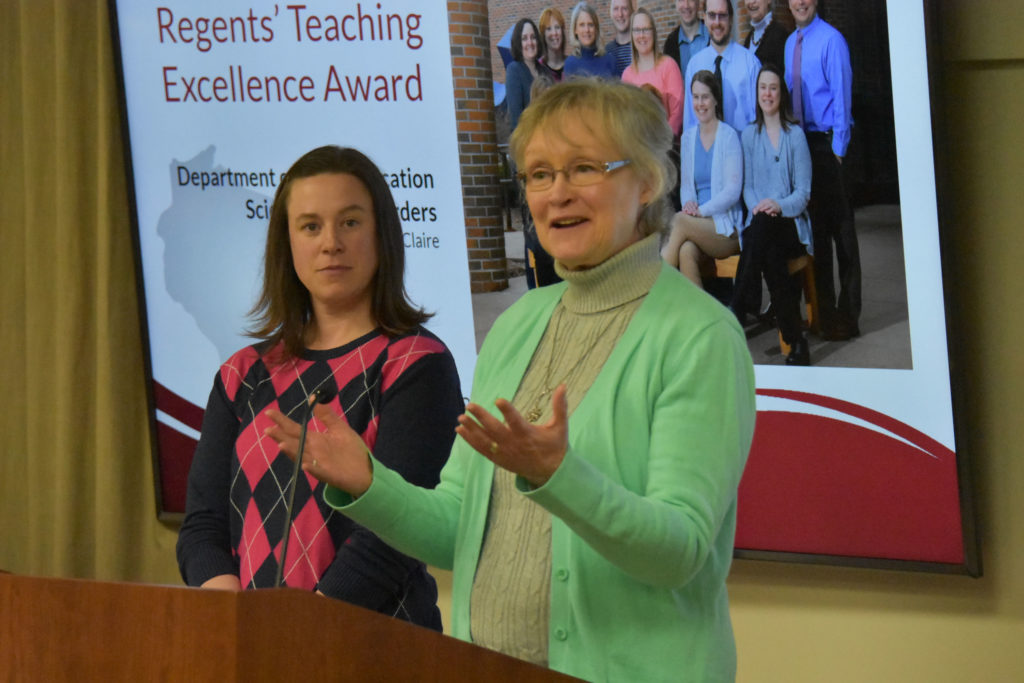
[755, 388, 954, 460]
[151, 382, 203, 513]
[737, 391, 964, 564]
[154, 381, 205, 432]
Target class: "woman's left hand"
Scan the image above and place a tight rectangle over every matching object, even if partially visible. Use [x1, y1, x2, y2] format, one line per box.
[456, 384, 569, 487]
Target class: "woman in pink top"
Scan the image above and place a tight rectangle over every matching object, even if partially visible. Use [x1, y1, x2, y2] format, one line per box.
[621, 7, 684, 136]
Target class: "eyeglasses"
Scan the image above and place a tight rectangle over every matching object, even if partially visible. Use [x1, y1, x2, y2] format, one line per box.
[632, 27, 654, 35]
[706, 11, 729, 22]
[518, 159, 632, 191]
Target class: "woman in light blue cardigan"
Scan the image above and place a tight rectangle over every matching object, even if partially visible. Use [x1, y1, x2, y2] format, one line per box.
[736, 63, 813, 365]
[662, 70, 744, 288]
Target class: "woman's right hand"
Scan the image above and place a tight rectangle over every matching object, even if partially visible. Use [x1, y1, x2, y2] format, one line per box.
[681, 200, 700, 216]
[265, 403, 374, 497]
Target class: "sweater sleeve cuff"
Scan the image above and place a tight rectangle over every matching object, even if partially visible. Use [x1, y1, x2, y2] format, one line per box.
[323, 454, 410, 534]
[181, 551, 238, 588]
[515, 445, 604, 522]
[314, 561, 353, 599]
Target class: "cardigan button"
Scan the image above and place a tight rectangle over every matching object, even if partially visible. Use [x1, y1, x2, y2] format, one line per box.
[554, 627, 568, 641]
[555, 568, 569, 581]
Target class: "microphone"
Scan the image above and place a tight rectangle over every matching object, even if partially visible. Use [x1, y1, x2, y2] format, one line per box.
[274, 386, 336, 588]
[310, 385, 337, 405]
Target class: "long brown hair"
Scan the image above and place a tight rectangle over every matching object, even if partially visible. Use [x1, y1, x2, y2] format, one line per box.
[753, 63, 798, 131]
[691, 69, 723, 122]
[511, 18, 541, 63]
[249, 146, 430, 359]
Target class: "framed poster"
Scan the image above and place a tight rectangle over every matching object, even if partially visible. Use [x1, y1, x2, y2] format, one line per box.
[112, 0, 979, 574]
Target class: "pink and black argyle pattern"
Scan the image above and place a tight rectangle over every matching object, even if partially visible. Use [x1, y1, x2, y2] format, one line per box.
[177, 326, 462, 606]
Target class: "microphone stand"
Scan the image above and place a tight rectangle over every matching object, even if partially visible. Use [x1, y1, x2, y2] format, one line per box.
[274, 389, 327, 588]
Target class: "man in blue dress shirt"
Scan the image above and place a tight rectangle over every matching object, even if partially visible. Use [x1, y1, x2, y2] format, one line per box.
[664, 0, 710, 78]
[683, 0, 761, 134]
[785, 0, 860, 339]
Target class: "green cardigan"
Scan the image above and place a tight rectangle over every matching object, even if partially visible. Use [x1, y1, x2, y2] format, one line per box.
[326, 263, 756, 682]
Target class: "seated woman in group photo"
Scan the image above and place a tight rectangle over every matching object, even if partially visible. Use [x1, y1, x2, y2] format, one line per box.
[267, 79, 756, 682]
[662, 70, 743, 287]
[736, 63, 814, 365]
[175, 146, 463, 629]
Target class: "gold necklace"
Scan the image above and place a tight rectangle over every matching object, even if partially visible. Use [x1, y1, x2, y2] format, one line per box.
[524, 306, 621, 423]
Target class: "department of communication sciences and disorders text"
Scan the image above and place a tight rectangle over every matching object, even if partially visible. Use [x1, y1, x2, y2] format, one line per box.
[176, 162, 445, 246]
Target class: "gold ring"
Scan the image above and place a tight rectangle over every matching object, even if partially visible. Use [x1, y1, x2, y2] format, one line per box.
[312, 458, 318, 467]
[489, 442, 499, 456]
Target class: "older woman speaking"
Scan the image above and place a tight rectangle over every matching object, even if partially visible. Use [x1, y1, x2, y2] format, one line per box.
[267, 80, 756, 682]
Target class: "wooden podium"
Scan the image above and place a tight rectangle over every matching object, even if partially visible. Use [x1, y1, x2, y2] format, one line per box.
[0, 573, 577, 681]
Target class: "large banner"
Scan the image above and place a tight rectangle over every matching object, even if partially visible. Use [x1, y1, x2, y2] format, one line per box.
[112, 2, 477, 514]
[115, 1, 977, 573]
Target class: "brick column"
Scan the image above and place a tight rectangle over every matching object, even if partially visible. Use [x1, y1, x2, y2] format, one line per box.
[448, 1, 508, 293]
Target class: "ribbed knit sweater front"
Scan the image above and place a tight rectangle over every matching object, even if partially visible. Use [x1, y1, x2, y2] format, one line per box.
[469, 235, 662, 664]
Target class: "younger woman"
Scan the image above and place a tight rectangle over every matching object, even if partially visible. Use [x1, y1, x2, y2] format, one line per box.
[176, 146, 463, 628]
[662, 70, 743, 286]
[737, 64, 813, 364]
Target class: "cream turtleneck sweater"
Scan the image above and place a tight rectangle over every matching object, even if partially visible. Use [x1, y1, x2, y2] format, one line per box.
[469, 234, 662, 664]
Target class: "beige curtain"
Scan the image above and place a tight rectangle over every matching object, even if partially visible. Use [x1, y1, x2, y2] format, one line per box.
[0, 1, 180, 582]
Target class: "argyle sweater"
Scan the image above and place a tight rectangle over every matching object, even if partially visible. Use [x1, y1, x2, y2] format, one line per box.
[176, 327, 462, 626]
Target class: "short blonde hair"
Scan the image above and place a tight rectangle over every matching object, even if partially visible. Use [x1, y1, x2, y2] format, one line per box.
[510, 78, 676, 238]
